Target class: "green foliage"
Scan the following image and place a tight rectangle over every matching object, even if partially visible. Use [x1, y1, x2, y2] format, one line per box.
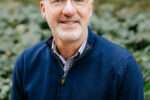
[0, 5, 50, 100]
[0, 5, 150, 100]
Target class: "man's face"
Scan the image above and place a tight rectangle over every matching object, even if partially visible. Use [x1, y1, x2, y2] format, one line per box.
[41, 0, 93, 42]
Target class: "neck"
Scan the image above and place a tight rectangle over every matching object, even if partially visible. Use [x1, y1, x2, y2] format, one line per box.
[54, 33, 87, 60]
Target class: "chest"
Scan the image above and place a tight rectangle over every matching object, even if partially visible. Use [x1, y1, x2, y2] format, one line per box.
[23, 58, 120, 100]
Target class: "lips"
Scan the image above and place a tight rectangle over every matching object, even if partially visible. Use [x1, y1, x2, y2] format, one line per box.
[59, 20, 79, 24]
[61, 21, 76, 24]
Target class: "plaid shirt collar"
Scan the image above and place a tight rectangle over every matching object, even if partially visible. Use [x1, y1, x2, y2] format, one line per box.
[51, 35, 88, 72]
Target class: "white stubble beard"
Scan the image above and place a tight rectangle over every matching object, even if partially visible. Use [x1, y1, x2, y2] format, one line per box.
[55, 25, 84, 42]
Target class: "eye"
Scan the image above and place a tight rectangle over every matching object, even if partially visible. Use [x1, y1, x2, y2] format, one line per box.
[55, 0, 61, 2]
[50, 0, 62, 3]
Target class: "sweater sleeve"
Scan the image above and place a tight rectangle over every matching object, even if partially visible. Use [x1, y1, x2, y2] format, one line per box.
[118, 55, 144, 100]
[11, 51, 26, 100]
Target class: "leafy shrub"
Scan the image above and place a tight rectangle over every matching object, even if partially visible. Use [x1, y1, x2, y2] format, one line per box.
[0, 5, 50, 99]
[0, 5, 150, 100]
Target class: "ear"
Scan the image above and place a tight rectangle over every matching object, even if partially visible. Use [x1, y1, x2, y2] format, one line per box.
[40, 1, 46, 19]
[89, 2, 93, 18]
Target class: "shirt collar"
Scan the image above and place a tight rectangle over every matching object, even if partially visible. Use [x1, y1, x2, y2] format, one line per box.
[51, 35, 88, 59]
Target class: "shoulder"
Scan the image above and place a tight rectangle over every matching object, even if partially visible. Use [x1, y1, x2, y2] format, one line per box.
[15, 38, 50, 64]
[24, 39, 49, 54]
[88, 27, 131, 59]
[90, 31, 143, 83]
[89, 31, 140, 73]
[90, 31, 132, 60]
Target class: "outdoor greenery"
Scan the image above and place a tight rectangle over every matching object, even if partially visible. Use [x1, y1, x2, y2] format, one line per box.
[0, 4, 150, 100]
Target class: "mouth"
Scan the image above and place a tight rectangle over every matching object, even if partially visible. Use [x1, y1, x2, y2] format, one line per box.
[59, 20, 79, 25]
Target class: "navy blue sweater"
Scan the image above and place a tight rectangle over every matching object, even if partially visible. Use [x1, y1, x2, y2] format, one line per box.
[11, 28, 144, 100]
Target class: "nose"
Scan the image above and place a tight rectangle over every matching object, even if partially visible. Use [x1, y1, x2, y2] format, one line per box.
[62, 0, 76, 17]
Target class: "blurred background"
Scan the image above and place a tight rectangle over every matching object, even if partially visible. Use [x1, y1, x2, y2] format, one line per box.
[0, 0, 150, 100]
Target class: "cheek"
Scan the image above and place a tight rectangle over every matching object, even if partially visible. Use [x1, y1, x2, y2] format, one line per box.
[77, 7, 91, 20]
[46, 8, 60, 23]
[78, 10, 91, 25]
[79, 10, 90, 18]
[47, 12, 58, 28]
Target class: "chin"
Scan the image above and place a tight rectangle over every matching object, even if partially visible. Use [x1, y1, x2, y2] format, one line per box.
[56, 28, 83, 41]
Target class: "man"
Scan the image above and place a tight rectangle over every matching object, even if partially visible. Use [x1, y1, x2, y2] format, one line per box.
[11, 0, 144, 100]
